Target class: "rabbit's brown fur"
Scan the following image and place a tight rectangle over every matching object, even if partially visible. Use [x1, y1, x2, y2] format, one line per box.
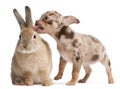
[34, 11, 114, 85]
[11, 6, 53, 86]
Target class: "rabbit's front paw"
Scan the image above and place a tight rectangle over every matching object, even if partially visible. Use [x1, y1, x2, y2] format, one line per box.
[41, 79, 53, 86]
[25, 79, 33, 86]
[13, 78, 24, 85]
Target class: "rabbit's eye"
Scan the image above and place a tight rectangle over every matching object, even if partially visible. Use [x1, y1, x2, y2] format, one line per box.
[33, 35, 36, 39]
[19, 35, 21, 39]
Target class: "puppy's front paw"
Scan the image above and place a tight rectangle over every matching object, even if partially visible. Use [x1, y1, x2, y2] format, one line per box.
[66, 81, 76, 85]
[54, 75, 62, 80]
[109, 79, 114, 84]
[78, 79, 86, 83]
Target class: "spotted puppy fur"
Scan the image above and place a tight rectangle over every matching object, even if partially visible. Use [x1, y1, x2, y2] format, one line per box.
[33, 11, 114, 85]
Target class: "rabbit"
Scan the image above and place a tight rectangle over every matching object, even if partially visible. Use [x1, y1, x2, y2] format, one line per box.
[33, 11, 114, 85]
[11, 6, 53, 86]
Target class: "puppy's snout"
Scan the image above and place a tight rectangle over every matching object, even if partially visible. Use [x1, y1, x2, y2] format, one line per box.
[35, 20, 44, 30]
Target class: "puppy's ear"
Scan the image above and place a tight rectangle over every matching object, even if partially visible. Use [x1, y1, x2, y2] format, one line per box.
[62, 16, 80, 26]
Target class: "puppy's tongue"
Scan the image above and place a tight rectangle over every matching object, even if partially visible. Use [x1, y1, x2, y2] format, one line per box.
[32, 26, 39, 31]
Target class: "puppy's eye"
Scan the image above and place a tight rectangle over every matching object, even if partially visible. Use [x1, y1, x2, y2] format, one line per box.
[44, 16, 48, 20]
[33, 35, 36, 39]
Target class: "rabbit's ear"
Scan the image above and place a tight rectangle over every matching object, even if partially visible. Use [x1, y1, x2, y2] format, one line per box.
[25, 6, 33, 27]
[62, 16, 80, 26]
[13, 9, 26, 29]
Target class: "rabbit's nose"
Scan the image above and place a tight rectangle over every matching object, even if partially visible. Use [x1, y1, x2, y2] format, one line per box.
[23, 45, 27, 49]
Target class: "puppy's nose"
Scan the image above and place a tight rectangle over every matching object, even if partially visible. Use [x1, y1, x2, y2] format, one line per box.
[35, 20, 39, 25]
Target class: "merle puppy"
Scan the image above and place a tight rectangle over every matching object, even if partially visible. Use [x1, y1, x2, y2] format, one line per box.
[33, 11, 114, 85]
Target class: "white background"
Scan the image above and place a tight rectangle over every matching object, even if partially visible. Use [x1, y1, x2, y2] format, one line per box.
[0, 0, 120, 89]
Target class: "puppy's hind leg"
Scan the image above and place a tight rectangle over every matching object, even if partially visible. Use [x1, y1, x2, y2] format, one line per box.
[101, 55, 114, 84]
[78, 64, 92, 83]
[66, 60, 82, 85]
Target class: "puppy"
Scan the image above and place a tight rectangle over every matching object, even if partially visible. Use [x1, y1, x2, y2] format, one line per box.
[33, 11, 114, 85]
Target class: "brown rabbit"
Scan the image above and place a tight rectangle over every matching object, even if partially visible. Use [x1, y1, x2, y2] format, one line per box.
[34, 11, 114, 85]
[11, 6, 53, 86]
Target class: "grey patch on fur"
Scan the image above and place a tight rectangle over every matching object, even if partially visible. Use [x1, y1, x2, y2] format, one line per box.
[88, 35, 99, 43]
[72, 39, 79, 48]
[103, 54, 107, 60]
[55, 26, 74, 39]
[108, 60, 111, 67]
[49, 13, 55, 16]
[92, 54, 99, 61]
[54, 11, 58, 14]
[75, 52, 80, 62]
[75, 55, 80, 62]
[47, 20, 53, 24]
